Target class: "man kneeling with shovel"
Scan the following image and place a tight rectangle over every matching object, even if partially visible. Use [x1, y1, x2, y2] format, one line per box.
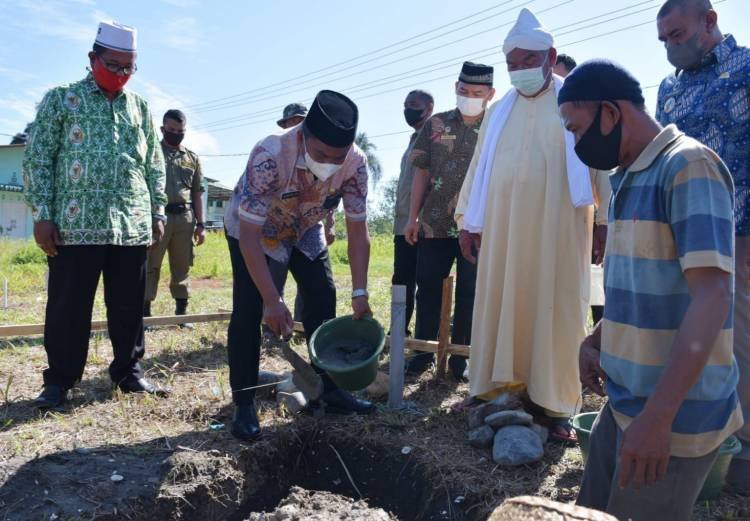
[224, 90, 374, 441]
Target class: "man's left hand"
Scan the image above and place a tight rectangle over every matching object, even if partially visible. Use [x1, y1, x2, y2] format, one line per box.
[151, 219, 165, 248]
[617, 411, 671, 490]
[737, 235, 750, 283]
[194, 224, 206, 246]
[593, 224, 608, 266]
[352, 296, 372, 320]
[325, 229, 336, 246]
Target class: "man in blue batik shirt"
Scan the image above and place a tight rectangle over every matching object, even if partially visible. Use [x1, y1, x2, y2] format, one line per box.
[656, 0, 750, 495]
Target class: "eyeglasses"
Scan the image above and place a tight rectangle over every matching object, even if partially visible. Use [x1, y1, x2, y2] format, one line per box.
[97, 56, 138, 76]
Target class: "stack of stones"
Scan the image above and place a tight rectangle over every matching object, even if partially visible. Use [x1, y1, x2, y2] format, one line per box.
[467, 392, 548, 466]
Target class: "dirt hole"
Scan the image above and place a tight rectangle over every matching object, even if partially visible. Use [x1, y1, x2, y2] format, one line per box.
[230, 432, 472, 521]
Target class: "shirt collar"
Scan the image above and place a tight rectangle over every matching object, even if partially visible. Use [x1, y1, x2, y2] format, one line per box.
[625, 124, 683, 174]
[162, 141, 186, 154]
[709, 34, 737, 65]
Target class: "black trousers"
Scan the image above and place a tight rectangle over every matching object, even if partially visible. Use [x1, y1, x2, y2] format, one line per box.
[226, 235, 337, 406]
[391, 235, 417, 334]
[43, 245, 147, 388]
[415, 238, 476, 346]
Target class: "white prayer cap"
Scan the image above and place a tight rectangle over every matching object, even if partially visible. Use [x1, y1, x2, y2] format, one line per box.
[502, 8, 554, 55]
[94, 21, 137, 53]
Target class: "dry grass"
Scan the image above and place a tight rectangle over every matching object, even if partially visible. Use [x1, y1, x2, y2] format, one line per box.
[0, 238, 748, 520]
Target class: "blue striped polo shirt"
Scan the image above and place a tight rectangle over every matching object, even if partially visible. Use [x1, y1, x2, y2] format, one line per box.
[602, 124, 744, 457]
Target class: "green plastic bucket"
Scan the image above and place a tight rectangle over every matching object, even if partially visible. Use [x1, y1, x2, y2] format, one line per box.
[572, 411, 742, 502]
[697, 435, 741, 501]
[308, 315, 385, 391]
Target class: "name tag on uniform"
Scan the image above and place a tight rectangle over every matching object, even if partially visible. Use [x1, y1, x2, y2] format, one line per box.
[282, 190, 300, 200]
[441, 135, 456, 141]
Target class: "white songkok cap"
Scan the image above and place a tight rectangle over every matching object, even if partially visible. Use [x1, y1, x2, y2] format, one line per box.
[502, 8, 554, 55]
[94, 21, 137, 53]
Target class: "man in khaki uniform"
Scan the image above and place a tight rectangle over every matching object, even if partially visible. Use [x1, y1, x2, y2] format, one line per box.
[145, 109, 205, 325]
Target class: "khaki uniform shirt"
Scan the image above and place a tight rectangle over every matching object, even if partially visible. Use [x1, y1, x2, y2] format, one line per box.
[162, 143, 204, 205]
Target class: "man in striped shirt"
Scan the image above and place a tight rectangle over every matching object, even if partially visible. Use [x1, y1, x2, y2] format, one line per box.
[559, 60, 743, 520]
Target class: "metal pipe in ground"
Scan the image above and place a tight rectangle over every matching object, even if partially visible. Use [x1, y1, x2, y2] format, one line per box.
[388, 285, 406, 409]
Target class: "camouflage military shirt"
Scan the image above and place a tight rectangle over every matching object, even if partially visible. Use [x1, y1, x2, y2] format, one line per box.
[410, 109, 482, 238]
[22, 74, 167, 246]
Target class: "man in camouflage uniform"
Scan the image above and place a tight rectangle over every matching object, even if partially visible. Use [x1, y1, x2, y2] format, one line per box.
[144, 109, 205, 327]
[22, 21, 168, 409]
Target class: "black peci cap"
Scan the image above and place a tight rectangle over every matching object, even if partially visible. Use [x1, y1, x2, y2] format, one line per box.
[303, 90, 359, 148]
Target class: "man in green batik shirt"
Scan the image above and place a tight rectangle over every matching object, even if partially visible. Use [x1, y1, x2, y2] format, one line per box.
[22, 21, 168, 409]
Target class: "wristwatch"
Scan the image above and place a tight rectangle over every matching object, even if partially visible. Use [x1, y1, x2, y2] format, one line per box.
[351, 289, 369, 299]
[196, 221, 205, 228]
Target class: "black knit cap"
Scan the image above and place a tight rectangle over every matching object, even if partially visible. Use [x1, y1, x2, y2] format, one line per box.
[303, 90, 359, 148]
[557, 59, 645, 106]
[459, 61, 494, 86]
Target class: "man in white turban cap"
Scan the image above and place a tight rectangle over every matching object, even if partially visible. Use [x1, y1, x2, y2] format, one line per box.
[454, 8, 610, 444]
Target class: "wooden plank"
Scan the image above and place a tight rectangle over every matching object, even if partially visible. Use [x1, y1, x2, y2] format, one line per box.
[388, 285, 407, 409]
[436, 276, 454, 377]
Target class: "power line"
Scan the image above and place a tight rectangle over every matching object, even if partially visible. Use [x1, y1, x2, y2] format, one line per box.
[195, 0, 666, 133]
[192, 0, 575, 115]
[185, 0, 530, 110]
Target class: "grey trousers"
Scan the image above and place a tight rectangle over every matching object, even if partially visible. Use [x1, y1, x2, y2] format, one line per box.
[577, 405, 718, 521]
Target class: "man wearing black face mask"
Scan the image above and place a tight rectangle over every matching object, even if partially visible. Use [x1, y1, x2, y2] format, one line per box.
[656, 0, 750, 494]
[560, 59, 742, 520]
[392, 90, 434, 335]
[145, 109, 205, 325]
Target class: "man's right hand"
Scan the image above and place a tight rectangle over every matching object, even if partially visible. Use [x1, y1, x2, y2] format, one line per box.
[579, 342, 606, 396]
[459, 230, 481, 264]
[263, 298, 294, 339]
[34, 220, 61, 257]
[404, 219, 420, 246]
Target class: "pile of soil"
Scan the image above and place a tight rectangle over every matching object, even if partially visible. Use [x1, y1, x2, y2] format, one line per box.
[245, 486, 396, 521]
[317, 340, 374, 369]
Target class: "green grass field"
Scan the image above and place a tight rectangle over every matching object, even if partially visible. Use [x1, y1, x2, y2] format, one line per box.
[0, 232, 398, 327]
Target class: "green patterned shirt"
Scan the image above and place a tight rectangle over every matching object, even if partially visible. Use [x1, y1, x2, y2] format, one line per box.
[22, 74, 167, 246]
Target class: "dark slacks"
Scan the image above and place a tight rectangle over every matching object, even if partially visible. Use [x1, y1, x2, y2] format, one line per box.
[415, 238, 476, 346]
[43, 245, 147, 388]
[392, 235, 417, 334]
[226, 235, 337, 406]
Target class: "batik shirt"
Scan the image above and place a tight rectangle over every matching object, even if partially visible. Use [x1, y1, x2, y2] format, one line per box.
[657, 35, 750, 235]
[224, 126, 368, 263]
[411, 109, 482, 239]
[22, 74, 166, 246]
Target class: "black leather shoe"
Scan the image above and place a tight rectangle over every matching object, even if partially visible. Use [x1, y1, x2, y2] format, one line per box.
[231, 404, 261, 441]
[405, 352, 435, 376]
[448, 355, 468, 382]
[175, 299, 194, 330]
[33, 385, 70, 409]
[320, 389, 374, 415]
[118, 377, 169, 396]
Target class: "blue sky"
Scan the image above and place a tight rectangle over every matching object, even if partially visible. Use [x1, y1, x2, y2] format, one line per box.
[1, 0, 748, 200]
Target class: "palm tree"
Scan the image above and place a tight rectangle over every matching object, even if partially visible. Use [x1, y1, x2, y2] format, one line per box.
[355, 132, 383, 187]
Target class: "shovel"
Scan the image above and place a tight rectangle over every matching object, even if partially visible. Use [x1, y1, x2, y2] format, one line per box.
[277, 337, 324, 401]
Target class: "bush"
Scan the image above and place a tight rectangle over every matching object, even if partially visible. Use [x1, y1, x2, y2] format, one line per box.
[11, 245, 46, 265]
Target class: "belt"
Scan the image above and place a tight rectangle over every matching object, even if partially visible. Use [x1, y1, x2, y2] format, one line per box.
[165, 203, 191, 214]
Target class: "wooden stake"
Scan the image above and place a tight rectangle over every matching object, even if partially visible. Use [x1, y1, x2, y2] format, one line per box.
[388, 285, 407, 409]
[436, 276, 454, 377]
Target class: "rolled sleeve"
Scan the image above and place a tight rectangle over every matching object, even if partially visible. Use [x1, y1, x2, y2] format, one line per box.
[142, 105, 167, 216]
[238, 147, 280, 225]
[342, 160, 368, 222]
[22, 88, 63, 223]
[410, 119, 432, 171]
[670, 158, 735, 273]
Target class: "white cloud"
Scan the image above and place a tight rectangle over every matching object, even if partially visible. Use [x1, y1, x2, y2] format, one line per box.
[161, 17, 204, 52]
[133, 78, 220, 155]
[0, 65, 36, 83]
[10, 1, 114, 45]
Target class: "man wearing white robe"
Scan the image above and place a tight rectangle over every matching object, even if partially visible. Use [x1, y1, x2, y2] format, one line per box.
[455, 9, 607, 436]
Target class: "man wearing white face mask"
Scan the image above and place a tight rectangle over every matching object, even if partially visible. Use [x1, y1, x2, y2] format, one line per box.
[454, 8, 605, 443]
[403, 62, 495, 380]
[223, 90, 374, 441]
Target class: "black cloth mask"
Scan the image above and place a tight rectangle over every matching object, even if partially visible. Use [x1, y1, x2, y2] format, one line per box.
[163, 130, 185, 147]
[404, 108, 424, 127]
[574, 103, 622, 171]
